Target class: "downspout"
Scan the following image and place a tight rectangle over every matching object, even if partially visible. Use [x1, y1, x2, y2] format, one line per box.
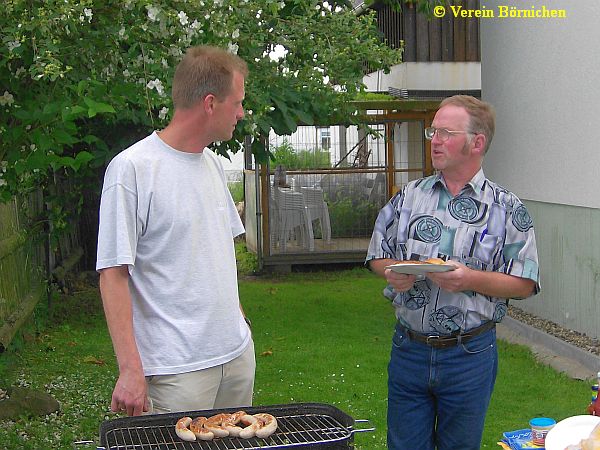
[255, 159, 263, 272]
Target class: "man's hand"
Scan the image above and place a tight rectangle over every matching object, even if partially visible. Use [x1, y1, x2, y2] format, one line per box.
[100, 266, 149, 417]
[426, 260, 470, 292]
[427, 260, 537, 299]
[384, 269, 418, 293]
[111, 368, 150, 416]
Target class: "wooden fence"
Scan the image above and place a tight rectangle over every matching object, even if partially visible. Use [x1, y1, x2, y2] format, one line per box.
[0, 199, 45, 352]
[0, 180, 90, 351]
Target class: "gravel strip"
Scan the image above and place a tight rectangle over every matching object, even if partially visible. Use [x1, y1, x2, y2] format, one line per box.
[508, 305, 600, 356]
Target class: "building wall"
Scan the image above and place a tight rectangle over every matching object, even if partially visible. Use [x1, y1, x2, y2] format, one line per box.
[364, 62, 481, 91]
[481, 0, 600, 208]
[521, 200, 600, 339]
[480, 0, 600, 337]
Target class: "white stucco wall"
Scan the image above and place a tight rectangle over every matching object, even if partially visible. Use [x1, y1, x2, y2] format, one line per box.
[364, 62, 481, 91]
[480, 0, 600, 208]
[480, 0, 600, 338]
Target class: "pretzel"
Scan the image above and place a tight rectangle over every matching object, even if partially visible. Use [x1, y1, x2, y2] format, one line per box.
[189, 416, 215, 441]
[204, 413, 230, 437]
[238, 414, 261, 438]
[221, 410, 247, 437]
[254, 413, 278, 439]
[175, 416, 196, 442]
[175, 411, 278, 441]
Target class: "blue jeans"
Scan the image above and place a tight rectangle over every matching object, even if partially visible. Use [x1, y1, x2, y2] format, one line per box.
[387, 323, 498, 450]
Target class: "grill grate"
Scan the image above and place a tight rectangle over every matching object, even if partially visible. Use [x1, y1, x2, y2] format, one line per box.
[102, 412, 352, 449]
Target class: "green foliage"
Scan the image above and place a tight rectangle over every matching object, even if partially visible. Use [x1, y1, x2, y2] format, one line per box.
[328, 197, 380, 238]
[271, 139, 331, 169]
[228, 181, 244, 203]
[374, 0, 446, 15]
[235, 241, 259, 275]
[0, 0, 402, 246]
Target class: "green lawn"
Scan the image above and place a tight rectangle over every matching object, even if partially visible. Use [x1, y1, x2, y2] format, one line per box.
[0, 265, 592, 449]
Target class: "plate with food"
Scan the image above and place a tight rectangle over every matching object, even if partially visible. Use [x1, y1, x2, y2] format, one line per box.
[545, 415, 600, 450]
[385, 258, 455, 275]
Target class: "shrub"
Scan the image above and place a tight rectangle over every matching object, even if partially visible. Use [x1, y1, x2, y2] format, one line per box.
[328, 197, 379, 238]
[228, 181, 244, 203]
[272, 140, 331, 170]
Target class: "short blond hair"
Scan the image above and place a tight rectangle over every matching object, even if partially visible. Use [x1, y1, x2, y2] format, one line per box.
[439, 95, 496, 153]
[172, 46, 248, 109]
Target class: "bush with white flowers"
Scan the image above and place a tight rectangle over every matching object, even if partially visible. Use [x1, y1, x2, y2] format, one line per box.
[0, 0, 401, 242]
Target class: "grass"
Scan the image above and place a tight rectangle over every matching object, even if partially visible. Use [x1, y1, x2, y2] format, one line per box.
[0, 254, 594, 449]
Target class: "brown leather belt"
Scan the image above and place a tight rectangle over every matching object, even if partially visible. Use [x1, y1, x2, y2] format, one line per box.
[398, 321, 495, 349]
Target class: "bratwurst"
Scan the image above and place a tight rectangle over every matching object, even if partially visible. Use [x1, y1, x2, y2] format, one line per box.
[175, 411, 278, 441]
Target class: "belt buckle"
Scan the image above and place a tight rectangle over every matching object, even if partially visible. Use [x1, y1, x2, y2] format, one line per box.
[426, 335, 441, 346]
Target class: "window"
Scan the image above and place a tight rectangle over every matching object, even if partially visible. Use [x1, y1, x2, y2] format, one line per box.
[318, 127, 331, 150]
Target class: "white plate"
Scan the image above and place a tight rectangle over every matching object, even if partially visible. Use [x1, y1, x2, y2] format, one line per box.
[545, 415, 600, 450]
[385, 263, 455, 275]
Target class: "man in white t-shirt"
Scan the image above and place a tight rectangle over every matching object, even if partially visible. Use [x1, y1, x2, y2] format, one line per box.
[96, 46, 254, 417]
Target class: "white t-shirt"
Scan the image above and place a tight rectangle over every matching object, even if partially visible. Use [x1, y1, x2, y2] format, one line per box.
[96, 132, 249, 376]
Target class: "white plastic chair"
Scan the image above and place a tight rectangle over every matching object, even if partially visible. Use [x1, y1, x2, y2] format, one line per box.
[301, 187, 332, 243]
[269, 186, 281, 250]
[276, 188, 315, 251]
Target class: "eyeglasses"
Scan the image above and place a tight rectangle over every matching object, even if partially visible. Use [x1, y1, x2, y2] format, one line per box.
[424, 127, 474, 142]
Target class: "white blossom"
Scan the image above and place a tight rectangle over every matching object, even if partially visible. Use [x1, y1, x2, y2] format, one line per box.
[79, 8, 93, 23]
[123, 69, 130, 78]
[0, 91, 15, 106]
[7, 41, 21, 52]
[177, 11, 189, 25]
[190, 20, 201, 30]
[147, 5, 160, 22]
[228, 43, 239, 54]
[158, 107, 169, 120]
[168, 47, 183, 58]
[231, 29, 240, 39]
[118, 27, 126, 38]
[146, 78, 165, 96]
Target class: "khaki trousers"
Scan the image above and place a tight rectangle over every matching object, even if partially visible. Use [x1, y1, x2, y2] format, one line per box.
[146, 339, 255, 414]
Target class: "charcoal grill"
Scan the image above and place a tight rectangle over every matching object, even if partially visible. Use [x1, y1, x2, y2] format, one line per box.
[75, 402, 373, 449]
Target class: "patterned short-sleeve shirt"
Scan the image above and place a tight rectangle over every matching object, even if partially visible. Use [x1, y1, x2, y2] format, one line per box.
[366, 169, 540, 334]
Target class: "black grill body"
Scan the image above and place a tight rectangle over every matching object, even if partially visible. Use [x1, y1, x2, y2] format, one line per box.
[99, 403, 358, 449]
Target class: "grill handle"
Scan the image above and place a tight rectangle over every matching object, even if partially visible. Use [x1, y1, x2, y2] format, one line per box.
[351, 418, 376, 434]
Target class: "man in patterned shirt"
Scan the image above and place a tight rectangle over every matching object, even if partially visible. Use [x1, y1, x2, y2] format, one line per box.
[366, 95, 540, 450]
